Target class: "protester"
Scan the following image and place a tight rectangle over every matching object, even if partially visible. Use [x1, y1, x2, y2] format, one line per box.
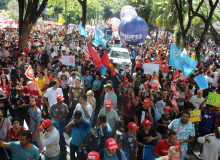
[155, 146, 181, 160]
[8, 117, 26, 141]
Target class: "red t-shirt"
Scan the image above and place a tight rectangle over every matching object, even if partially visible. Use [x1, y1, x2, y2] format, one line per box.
[0, 82, 10, 95]
[153, 139, 181, 156]
[23, 86, 41, 107]
[145, 60, 151, 63]
[161, 64, 168, 73]
[24, 48, 29, 55]
[10, 126, 25, 141]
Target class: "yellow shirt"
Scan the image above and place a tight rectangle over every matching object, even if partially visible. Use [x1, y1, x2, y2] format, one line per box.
[36, 77, 47, 95]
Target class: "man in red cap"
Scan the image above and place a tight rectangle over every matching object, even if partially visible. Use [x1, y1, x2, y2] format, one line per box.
[49, 95, 69, 148]
[87, 151, 99, 160]
[39, 119, 60, 160]
[121, 87, 139, 128]
[99, 138, 126, 160]
[135, 98, 155, 129]
[96, 100, 119, 137]
[137, 119, 158, 160]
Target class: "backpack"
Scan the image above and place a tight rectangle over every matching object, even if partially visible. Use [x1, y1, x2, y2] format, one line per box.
[100, 148, 122, 160]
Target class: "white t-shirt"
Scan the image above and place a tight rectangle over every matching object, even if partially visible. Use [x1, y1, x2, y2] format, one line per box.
[50, 52, 56, 59]
[205, 76, 213, 85]
[189, 95, 206, 110]
[67, 77, 83, 86]
[74, 103, 92, 122]
[57, 71, 70, 89]
[44, 87, 63, 107]
[198, 133, 220, 160]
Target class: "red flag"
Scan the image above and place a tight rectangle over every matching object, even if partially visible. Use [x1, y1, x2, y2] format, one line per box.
[25, 65, 36, 82]
[184, 75, 189, 82]
[101, 50, 110, 67]
[107, 66, 116, 76]
[87, 43, 101, 69]
[171, 98, 179, 114]
[170, 82, 178, 97]
[151, 76, 161, 91]
[173, 69, 179, 80]
[84, 46, 90, 59]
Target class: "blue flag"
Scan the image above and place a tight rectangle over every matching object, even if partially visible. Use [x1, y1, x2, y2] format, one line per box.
[79, 23, 89, 37]
[169, 43, 198, 78]
[153, 108, 161, 121]
[107, 43, 111, 50]
[98, 64, 107, 76]
[94, 27, 106, 46]
[92, 40, 99, 47]
[194, 73, 208, 90]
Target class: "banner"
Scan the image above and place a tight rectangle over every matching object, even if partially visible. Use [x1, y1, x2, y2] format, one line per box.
[83, 45, 90, 59]
[87, 43, 101, 69]
[61, 55, 75, 66]
[143, 64, 159, 75]
[206, 92, 220, 107]
[151, 76, 161, 91]
[58, 17, 65, 24]
[171, 98, 179, 114]
[189, 110, 201, 122]
[79, 23, 89, 37]
[25, 65, 36, 82]
[194, 73, 208, 90]
[170, 82, 178, 97]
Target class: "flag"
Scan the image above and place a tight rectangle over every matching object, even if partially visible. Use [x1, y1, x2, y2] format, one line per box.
[79, 23, 89, 37]
[87, 43, 101, 69]
[83, 45, 90, 59]
[107, 66, 116, 76]
[101, 50, 110, 67]
[169, 43, 197, 78]
[96, 25, 105, 38]
[194, 73, 208, 90]
[92, 40, 99, 47]
[153, 108, 161, 121]
[170, 82, 178, 97]
[25, 65, 35, 82]
[107, 43, 111, 50]
[58, 17, 65, 24]
[173, 69, 179, 80]
[99, 64, 107, 76]
[162, 33, 165, 39]
[171, 98, 179, 114]
[94, 27, 106, 46]
[151, 76, 161, 91]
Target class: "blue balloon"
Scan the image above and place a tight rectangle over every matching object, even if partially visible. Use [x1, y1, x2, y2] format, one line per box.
[118, 16, 148, 45]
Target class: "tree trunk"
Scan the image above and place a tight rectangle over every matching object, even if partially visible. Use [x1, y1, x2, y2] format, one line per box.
[19, 23, 32, 51]
[195, 23, 210, 60]
[155, 27, 158, 42]
[165, 30, 169, 44]
[210, 24, 220, 45]
[81, 0, 87, 27]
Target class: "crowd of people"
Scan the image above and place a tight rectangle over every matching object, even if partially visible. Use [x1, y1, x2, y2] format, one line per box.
[0, 23, 220, 160]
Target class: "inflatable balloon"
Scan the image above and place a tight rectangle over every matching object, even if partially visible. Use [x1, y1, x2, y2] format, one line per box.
[120, 9, 137, 20]
[120, 5, 135, 15]
[118, 16, 148, 45]
[111, 17, 120, 31]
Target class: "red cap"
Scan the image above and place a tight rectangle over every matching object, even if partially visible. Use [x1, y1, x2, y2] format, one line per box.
[164, 105, 172, 112]
[123, 78, 128, 84]
[105, 138, 118, 149]
[87, 151, 99, 160]
[105, 100, 112, 107]
[142, 119, 153, 126]
[56, 95, 65, 101]
[143, 82, 150, 86]
[127, 122, 139, 130]
[86, 59, 91, 62]
[39, 119, 52, 129]
[142, 98, 150, 106]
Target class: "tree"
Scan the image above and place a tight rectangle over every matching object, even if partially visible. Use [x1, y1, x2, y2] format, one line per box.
[78, 0, 87, 27]
[18, 0, 48, 51]
[2, 0, 19, 20]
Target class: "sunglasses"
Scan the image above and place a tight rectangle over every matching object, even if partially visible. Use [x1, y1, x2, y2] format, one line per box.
[96, 77, 99, 78]
[44, 126, 49, 130]
[87, 95, 91, 96]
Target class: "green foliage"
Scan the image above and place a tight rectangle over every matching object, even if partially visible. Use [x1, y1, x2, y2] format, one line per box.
[1, 0, 19, 20]
[174, 24, 182, 48]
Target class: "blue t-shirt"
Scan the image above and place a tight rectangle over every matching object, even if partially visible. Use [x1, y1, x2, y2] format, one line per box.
[102, 148, 127, 160]
[29, 107, 42, 133]
[83, 75, 93, 88]
[198, 109, 216, 132]
[113, 73, 122, 87]
[130, 49, 136, 58]
[96, 123, 112, 152]
[93, 80, 101, 91]
[9, 141, 39, 160]
[69, 118, 92, 146]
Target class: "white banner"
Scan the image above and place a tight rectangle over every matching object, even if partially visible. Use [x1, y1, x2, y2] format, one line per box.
[143, 63, 159, 75]
[61, 55, 75, 66]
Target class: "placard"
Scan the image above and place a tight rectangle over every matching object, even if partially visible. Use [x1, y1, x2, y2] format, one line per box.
[189, 110, 201, 122]
[61, 55, 75, 66]
[122, 62, 127, 70]
[206, 92, 220, 107]
[143, 63, 159, 75]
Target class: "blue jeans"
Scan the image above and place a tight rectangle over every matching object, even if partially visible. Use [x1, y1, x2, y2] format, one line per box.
[18, 112, 30, 127]
[52, 120, 65, 146]
[70, 143, 88, 160]
[123, 150, 130, 160]
[180, 150, 187, 160]
[90, 111, 95, 126]
[45, 153, 60, 160]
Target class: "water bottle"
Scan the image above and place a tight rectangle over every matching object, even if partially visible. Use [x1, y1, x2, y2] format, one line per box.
[83, 147, 87, 154]
[78, 147, 82, 153]
[94, 128, 98, 138]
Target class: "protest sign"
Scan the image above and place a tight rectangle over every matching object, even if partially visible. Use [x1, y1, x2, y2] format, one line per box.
[189, 110, 201, 122]
[171, 98, 179, 114]
[143, 63, 159, 75]
[122, 62, 127, 70]
[151, 76, 161, 91]
[61, 55, 75, 66]
[206, 92, 220, 107]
